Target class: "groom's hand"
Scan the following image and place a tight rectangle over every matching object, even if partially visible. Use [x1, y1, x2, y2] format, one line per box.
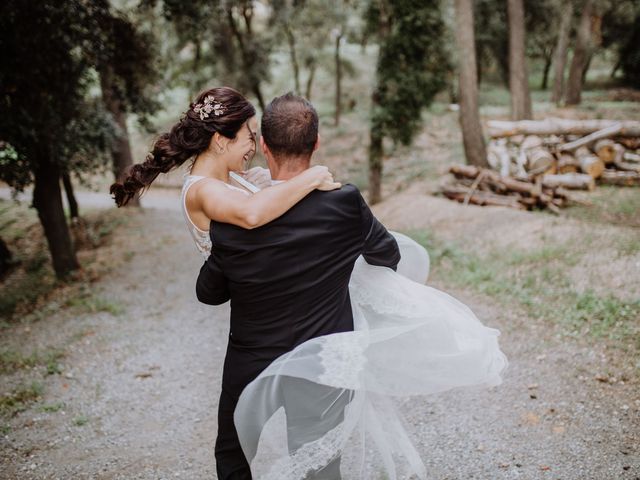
[196, 256, 230, 305]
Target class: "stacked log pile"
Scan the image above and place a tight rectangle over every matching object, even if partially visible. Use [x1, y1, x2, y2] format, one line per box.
[442, 119, 640, 212]
[443, 165, 576, 214]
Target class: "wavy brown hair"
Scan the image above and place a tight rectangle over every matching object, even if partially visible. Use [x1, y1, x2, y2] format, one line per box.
[110, 87, 256, 207]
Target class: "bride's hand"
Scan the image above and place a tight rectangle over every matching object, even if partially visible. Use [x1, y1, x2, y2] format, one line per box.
[306, 165, 341, 191]
[242, 167, 272, 190]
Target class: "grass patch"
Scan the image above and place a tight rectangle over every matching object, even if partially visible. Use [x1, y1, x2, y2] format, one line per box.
[407, 229, 640, 357]
[39, 401, 65, 413]
[72, 414, 89, 426]
[563, 186, 640, 229]
[0, 201, 132, 322]
[0, 381, 44, 417]
[0, 347, 66, 375]
[64, 291, 125, 316]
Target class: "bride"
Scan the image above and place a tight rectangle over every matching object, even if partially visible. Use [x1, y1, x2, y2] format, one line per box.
[111, 87, 508, 479]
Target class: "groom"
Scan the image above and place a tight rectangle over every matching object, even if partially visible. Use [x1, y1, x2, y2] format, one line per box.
[195, 92, 400, 479]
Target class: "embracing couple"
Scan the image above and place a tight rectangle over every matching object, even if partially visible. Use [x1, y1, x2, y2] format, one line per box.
[111, 87, 508, 479]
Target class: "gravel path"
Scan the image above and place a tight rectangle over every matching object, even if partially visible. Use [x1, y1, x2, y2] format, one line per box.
[1, 200, 638, 479]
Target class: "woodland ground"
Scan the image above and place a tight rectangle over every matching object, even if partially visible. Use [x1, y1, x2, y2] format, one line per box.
[1, 73, 639, 478]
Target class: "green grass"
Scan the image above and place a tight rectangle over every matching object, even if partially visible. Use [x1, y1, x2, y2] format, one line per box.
[0, 381, 44, 417]
[0, 201, 132, 322]
[72, 415, 89, 426]
[64, 291, 125, 316]
[407, 229, 640, 355]
[563, 186, 640, 228]
[39, 402, 65, 413]
[0, 347, 66, 375]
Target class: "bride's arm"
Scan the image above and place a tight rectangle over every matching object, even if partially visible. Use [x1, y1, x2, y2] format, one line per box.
[197, 165, 340, 229]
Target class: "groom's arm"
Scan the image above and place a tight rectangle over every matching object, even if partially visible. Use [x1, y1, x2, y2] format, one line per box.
[356, 189, 400, 270]
[195, 255, 230, 305]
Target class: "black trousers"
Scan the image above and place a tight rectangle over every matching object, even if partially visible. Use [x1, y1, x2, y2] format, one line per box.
[215, 379, 351, 480]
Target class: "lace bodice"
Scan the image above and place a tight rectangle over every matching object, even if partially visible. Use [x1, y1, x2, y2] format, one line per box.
[181, 172, 252, 259]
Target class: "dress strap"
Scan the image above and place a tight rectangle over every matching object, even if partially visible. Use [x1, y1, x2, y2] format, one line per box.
[230, 171, 261, 193]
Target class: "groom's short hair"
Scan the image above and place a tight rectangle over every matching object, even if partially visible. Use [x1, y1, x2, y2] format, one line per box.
[261, 92, 318, 159]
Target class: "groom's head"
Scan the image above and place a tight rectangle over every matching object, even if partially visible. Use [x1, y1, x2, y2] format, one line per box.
[261, 93, 319, 178]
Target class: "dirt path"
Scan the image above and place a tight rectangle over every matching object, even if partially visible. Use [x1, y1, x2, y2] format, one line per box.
[1, 194, 639, 479]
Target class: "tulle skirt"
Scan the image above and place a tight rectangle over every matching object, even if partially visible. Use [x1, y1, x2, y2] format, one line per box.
[233, 232, 509, 479]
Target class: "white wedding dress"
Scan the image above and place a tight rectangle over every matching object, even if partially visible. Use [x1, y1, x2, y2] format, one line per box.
[181, 173, 509, 479]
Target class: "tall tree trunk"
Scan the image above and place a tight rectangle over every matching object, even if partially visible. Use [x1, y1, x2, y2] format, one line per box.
[33, 156, 79, 278]
[305, 61, 316, 101]
[454, 0, 488, 167]
[0, 236, 14, 279]
[540, 52, 552, 90]
[284, 25, 301, 94]
[581, 51, 593, 84]
[226, 7, 265, 111]
[334, 32, 343, 126]
[99, 66, 140, 206]
[551, 1, 574, 104]
[368, 117, 383, 205]
[507, 0, 533, 119]
[565, 1, 593, 105]
[61, 172, 79, 219]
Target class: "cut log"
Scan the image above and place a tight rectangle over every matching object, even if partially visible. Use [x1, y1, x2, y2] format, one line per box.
[623, 151, 640, 163]
[487, 118, 640, 138]
[617, 138, 640, 150]
[557, 153, 580, 173]
[613, 161, 640, 173]
[441, 185, 527, 209]
[487, 140, 512, 177]
[599, 170, 640, 186]
[541, 173, 595, 190]
[576, 147, 605, 179]
[449, 164, 480, 179]
[594, 139, 616, 164]
[521, 135, 555, 175]
[558, 124, 623, 153]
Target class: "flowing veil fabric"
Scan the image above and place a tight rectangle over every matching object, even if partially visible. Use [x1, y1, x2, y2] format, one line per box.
[233, 232, 509, 479]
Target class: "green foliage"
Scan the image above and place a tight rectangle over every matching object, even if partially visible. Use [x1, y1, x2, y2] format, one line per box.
[366, 0, 449, 145]
[93, 2, 161, 125]
[475, 0, 560, 86]
[617, 12, 640, 87]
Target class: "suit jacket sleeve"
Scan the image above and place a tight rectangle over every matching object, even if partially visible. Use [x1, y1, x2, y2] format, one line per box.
[356, 189, 401, 270]
[195, 254, 230, 305]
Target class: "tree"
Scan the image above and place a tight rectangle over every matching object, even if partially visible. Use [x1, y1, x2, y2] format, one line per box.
[601, 0, 640, 86]
[551, 1, 574, 104]
[507, 0, 533, 119]
[454, 0, 489, 168]
[93, 1, 159, 207]
[364, 0, 449, 204]
[617, 12, 640, 87]
[0, 1, 116, 278]
[156, 0, 271, 110]
[565, 0, 598, 105]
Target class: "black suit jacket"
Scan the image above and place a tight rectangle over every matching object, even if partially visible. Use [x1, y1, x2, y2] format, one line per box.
[195, 184, 400, 393]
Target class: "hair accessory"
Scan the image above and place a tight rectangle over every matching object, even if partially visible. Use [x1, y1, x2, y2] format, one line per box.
[193, 95, 226, 120]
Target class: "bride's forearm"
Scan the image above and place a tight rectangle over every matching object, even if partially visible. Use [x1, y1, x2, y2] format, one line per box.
[234, 170, 321, 228]
[201, 169, 325, 229]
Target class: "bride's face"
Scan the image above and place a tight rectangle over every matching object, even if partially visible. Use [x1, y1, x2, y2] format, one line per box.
[226, 116, 258, 172]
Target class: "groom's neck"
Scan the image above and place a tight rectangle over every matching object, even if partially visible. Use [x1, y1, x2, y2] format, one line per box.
[269, 156, 311, 181]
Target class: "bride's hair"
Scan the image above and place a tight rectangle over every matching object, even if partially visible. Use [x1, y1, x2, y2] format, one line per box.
[110, 86, 256, 207]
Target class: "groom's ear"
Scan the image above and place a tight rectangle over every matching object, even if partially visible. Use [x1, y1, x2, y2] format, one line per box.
[313, 134, 320, 152]
[260, 136, 269, 156]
